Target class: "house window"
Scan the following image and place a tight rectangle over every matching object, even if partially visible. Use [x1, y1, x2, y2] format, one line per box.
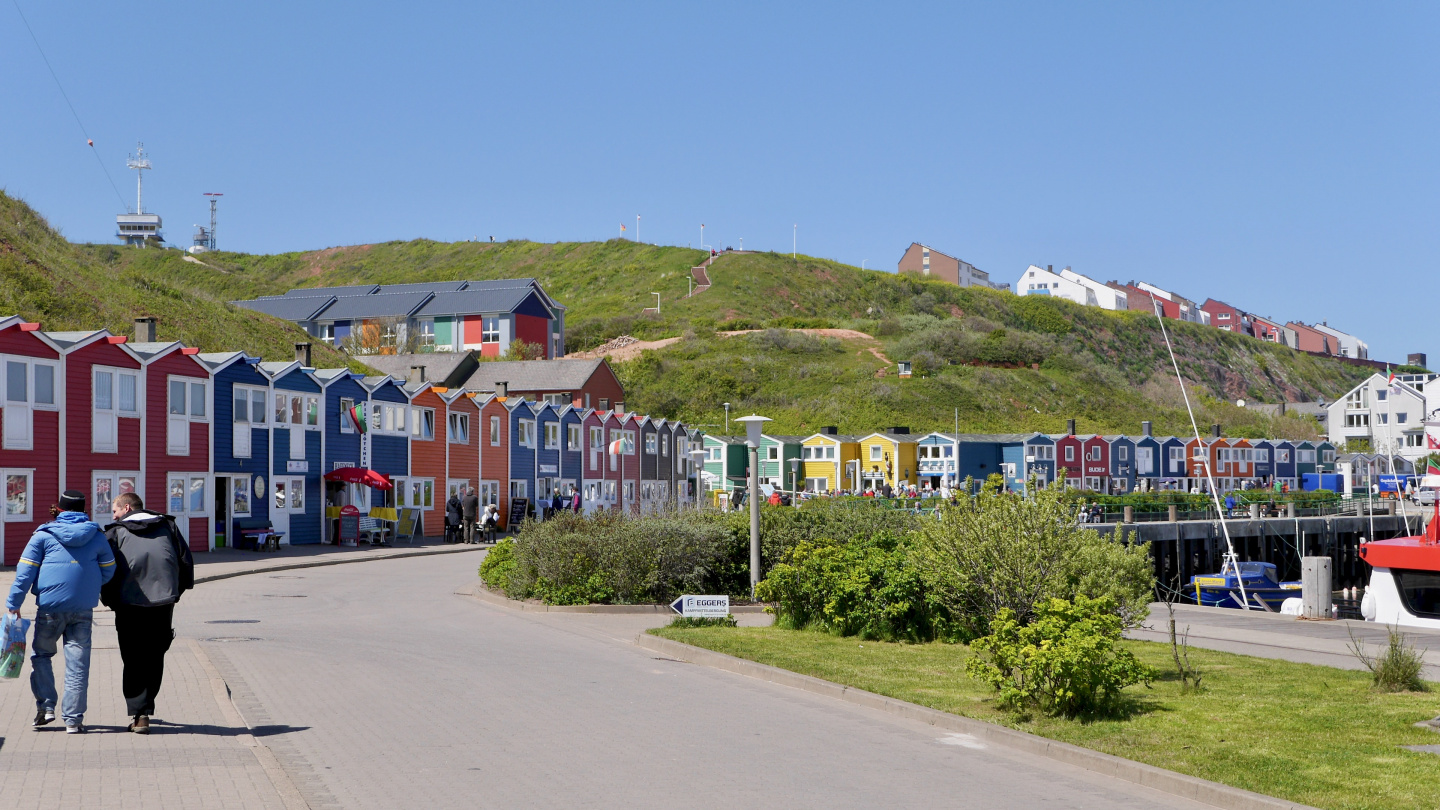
[646, 434, 658, 454]
[167, 376, 208, 456]
[543, 393, 570, 407]
[448, 413, 469, 444]
[1323, 449, 1335, 463]
[339, 397, 356, 433]
[661, 436, 668, 457]
[168, 474, 209, 516]
[412, 408, 435, 440]
[624, 430, 636, 455]
[1087, 446, 1101, 461]
[767, 446, 779, 461]
[518, 419, 535, 447]
[568, 423, 581, 450]
[510, 480, 527, 500]
[545, 422, 560, 450]
[4, 470, 33, 521]
[231, 385, 267, 459]
[624, 481, 634, 501]
[482, 317, 501, 344]
[1278, 449, 1290, 463]
[1118, 446, 1129, 461]
[1298, 449, 1316, 463]
[1136, 448, 1153, 474]
[491, 416, 501, 445]
[1065, 446, 1075, 462]
[870, 445, 883, 461]
[418, 320, 435, 349]
[1398, 412, 1408, 424]
[3, 357, 58, 451]
[92, 472, 139, 522]
[318, 324, 334, 345]
[1407, 433, 1424, 447]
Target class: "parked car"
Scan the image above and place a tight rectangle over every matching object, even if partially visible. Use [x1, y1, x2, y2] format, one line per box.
[1411, 488, 1439, 506]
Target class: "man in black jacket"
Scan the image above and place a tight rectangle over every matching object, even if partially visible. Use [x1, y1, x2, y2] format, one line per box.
[101, 493, 194, 734]
[460, 486, 480, 544]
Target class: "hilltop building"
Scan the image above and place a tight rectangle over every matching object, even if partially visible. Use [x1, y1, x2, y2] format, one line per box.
[116, 143, 162, 246]
[1017, 265, 1127, 309]
[234, 279, 566, 358]
[897, 243, 1007, 290]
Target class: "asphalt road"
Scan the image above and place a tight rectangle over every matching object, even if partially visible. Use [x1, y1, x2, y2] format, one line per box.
[177, 553, 1213, 810]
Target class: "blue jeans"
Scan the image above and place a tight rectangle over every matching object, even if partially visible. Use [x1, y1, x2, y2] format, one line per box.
[30, 610, 94, 725]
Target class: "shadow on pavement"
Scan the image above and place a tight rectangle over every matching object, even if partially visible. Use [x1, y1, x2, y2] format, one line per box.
[136, 720, 311, 737]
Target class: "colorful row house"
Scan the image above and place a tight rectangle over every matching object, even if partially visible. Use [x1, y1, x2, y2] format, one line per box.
[800, 429, 861, 493]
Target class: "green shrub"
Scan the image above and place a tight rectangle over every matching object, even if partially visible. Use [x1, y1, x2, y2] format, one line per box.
[504, 509, 739, 605]
[479, 538, 518, 594]
[912, 483, 1153, 637]
[1350, 626, 1428, 693]
[756, 530, 954, 642]
[668, 615, 738, 628]
[966, 596, 1157, 718]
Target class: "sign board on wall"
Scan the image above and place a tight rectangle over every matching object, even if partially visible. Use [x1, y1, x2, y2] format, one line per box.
[507, 497, 528, 528]
[287, 461, 309, 473]
[539, 464, 557, 474]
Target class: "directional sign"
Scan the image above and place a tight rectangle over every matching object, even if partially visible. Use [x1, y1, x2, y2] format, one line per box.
[669, 594, 730, 618]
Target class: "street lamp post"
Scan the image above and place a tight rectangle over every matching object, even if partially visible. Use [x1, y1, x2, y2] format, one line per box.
[723, 402, 730, 434]
[789, 457, 801, 501]
[690, 448, 707, 509]
[792, 224, 796, 258]
[735, 414, 772, 596]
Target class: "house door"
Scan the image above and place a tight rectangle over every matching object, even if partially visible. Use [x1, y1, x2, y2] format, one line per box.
[271, 479, 291, 542]
[215, 478, 230, 548]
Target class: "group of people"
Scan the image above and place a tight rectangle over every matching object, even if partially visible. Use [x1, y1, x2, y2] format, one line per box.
[6, 489, 194, 734]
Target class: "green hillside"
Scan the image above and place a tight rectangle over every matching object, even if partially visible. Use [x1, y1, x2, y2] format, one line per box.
[0, 192, 363, 369]
[2, 190, 1372, 438]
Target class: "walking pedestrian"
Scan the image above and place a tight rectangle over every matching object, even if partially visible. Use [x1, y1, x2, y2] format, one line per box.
[571, 488, 582, 513]
[445, 489, 463, 543]
[551, 490, 563, 519]
[461, 486, 480, 544]
[5, 490, 115, 734]
[100, 493, 194, 734]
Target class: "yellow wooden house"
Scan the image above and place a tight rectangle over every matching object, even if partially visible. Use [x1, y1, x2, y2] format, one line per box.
[857, 430, 919, 491]
[799, 430, 861, 493]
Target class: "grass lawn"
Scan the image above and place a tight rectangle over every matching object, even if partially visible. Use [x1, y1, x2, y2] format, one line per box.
[651, 625, 1440, 810]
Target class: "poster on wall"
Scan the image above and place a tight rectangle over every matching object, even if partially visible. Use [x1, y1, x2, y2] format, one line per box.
[233, 477, 250, 517]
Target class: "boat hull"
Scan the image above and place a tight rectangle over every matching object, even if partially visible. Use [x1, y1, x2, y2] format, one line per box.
[1192, 583, 1297, 610]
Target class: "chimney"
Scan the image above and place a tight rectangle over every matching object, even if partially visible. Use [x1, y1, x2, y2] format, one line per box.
[294, 342, 312, 367]
[1409, 352, 1427, 368]
[1141, 420, 1152, 437]
[820, 426, 838, 435]
[1066, 419, 1076, 436]
[1047, 264, 1053, 272]
[616, 401, 625, 414]
[1212, 423, 1221, 438]
[134, 316, 156, 343]
[408, 365, 426, 384]
[495, 381, 508, 398]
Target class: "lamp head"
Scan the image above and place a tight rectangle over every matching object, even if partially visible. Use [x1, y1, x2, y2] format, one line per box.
[734, 414, 771, 446]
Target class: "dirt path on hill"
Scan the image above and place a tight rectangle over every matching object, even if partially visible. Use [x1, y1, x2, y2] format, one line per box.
[573, 328, 889, 363]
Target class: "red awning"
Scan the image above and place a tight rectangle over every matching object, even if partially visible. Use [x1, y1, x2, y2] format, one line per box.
[322, 467, 394, 490]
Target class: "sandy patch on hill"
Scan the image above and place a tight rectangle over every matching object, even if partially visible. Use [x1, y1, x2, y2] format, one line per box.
[573, 328, 889, 364]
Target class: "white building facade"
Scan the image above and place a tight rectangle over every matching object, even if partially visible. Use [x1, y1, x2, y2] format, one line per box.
[1016, 265, 1126, 310]
[1327, 373, 1431, 461]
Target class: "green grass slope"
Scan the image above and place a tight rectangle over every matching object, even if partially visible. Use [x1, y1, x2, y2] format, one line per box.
[0, 192, 363, 369]
[33, 193, 1370, 438]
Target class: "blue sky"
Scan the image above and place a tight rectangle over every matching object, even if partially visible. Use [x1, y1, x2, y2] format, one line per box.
[4, 2, 1437, 363]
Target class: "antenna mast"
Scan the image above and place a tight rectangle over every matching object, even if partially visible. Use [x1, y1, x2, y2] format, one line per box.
[204, 193, 223, 251]
[126, 143, 152, 214]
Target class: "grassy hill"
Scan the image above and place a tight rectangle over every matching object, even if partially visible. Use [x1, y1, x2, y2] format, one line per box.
[2, 190, 1372, 438]
[0, 192, 362, 369]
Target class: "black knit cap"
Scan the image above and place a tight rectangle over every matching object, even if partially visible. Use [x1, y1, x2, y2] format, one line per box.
[58, 490, 86, 512]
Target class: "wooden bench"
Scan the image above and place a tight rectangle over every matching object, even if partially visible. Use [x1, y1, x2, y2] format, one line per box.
[234, 518, 283, 552]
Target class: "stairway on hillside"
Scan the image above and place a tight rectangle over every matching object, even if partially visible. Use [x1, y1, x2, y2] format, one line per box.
[687, 253, 717, 298]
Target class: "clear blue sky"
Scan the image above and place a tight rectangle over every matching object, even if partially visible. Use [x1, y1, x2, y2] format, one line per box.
[4, 2, 1437, 363]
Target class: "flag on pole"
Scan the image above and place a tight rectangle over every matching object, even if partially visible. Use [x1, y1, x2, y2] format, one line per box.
[1429, 433, 1440, 450]
[1387, 367, 1402, 395]
[608, 436, 632, 455]
[347, 404, 367, 434]
[1428, 458, 1440, 476]
[620, 223, 626, 231]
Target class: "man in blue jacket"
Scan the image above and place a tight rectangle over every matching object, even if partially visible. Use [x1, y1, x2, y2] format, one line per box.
[5, 490, 116, 734]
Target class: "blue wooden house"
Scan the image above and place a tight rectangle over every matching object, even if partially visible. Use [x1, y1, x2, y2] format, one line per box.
[557, 405, 586, 502]
[1158, 436, 1189, 486]
[1133, 433, 1162, 491]
[198, 352, 271, 548]
[506, 398, 539, 517]
[916, 432, 956, 490]
[1107, 435, 1137, 493]
[1317, 440, 1337, 473]
[313, 368, 369, 539]
[257, 361, 324, 544]
[1021, 433, 1056, 489]
[1294, 440, 1318, 482]
[534, 401, 563, 509]
[1271, 440, 1297, 487]
[1250, 439, 1274, 483]
[363, 376, 412, 512]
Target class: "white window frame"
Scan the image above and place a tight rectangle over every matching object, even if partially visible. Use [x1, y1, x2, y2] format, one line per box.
[339, 397, 356, 434]
[479, 481, 500, 508]
[510, 480, 527, 500]
[412, 407, 435, 441]
[4, 357, 56, 451]
[167, 375, 209, 456]
[568, 423, 581, 451]
[518, 419, 536, 448]
[448, 412, 469, 445]
[230, 474, 252, 517]
[92, 471, 140, 523]
[544, 422, 560, 450]
[482, 317, 501, 344]
[3, 468, 34, 522]
[167, 473, 210, 517]
[231, 384, 268, 459]
[490, 416, 501, 446]
[646, 433, 658, 455]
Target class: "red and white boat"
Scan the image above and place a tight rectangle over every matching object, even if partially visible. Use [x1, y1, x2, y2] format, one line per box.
[1358, 502, 1440, 629]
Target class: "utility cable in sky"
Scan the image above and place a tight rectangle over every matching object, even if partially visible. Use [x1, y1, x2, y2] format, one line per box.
[11, 0, 129, 211]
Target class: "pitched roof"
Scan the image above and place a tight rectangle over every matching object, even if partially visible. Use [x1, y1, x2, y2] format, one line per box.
[414, 287, 545, 318]
[372, 281, 469, 296]
[125, 341, 183, 361]
[318, 291, 433, 320]
[281, 284, 379, 298]
[460, 358, 611, 393]
[357, 351, 477, 388]
[234, 295, 338, 322]
[39, 330, 105, 349]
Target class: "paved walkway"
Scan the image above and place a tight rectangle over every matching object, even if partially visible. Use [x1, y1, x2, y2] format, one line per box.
[1130, 602, 1440, 679]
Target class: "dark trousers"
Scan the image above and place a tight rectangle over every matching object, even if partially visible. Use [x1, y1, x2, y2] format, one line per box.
[113, 604, 175, 717]
[462, 518, 477, 543]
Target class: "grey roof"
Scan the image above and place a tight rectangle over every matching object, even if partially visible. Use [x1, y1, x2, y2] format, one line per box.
[372, 281, 470, 296]
[311, 368, 357, 385]
[39, 330, 104, 349]
[320, 292, 434, 320]
[195, 351, 255, 372]
[415, 287, 538, 318]
[460, 358, 609, 393]
[807, 432, 863, 443]
[705, 435, 748, 445]
[362, 375, 393, 388]
[257, 361, 302, 377]
[126, 341, 182, 361]
[282, 284, 378, 298]
[359, 352, 476, 387]
[234, 295, 337, 322]
[763, 435, 807, 444]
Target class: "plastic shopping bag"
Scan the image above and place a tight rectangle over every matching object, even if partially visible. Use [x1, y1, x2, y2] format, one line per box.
[1, 612, 30, 679]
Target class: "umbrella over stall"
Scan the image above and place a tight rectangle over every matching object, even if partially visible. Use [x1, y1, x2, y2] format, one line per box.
[322, 467, 394, 490]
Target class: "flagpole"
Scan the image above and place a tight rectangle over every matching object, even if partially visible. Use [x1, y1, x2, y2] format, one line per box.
[1385, 370, 1410, 530]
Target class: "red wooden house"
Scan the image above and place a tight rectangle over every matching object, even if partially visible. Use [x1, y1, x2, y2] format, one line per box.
[614, 412, 641, 511]
[441, 388, 480, 507]
[403, 381, 448, 538]
[42, 330, 145, 529]
[0, 318, 62, 566]
[1222, 438, 1252, 483]
[477, 392, 510, 527]
[1054, 433, 1085, 484]
[1080, 435, 1110, 492]
[580, 408, 611, 511]
[131, 338, 214, 552]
